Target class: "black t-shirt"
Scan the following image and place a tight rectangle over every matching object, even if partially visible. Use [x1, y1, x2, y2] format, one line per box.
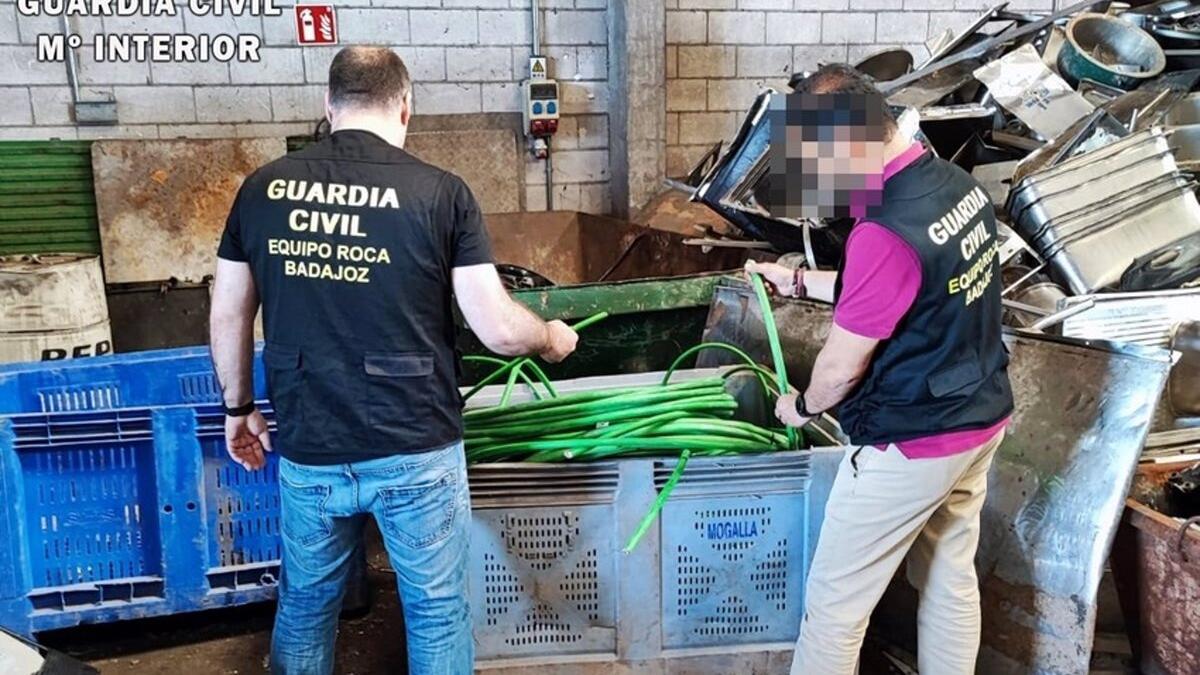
[217, 129, 493, 464]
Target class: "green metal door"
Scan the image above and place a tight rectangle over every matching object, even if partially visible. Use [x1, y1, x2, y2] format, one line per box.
[0, 140, 100, 256]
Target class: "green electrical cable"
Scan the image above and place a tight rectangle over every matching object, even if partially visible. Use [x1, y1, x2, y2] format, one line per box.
[719, 365, 785, 395]
[662, 342, 780, 409]
[597, 411, 692, 438]
[466, 397, 738, 445]
[498, 362, 524, 406]
[623, 450, 691, 554]
[661, 342, 770, 385]
[465, 379, 725, 426]
[463, 311, 610, 401]
[466, 433, 777, 463]
[466, 397, 729, 437]
[748, 272, 800, 450]
[518, 359, 557, 399]
[463, 355, 546, 400]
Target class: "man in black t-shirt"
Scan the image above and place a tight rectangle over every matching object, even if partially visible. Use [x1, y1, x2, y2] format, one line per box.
[209, 46, 577, 675]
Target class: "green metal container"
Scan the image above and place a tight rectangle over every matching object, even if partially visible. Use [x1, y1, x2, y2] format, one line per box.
[458, 211, 752, 382]
[458, 273, 731, 383]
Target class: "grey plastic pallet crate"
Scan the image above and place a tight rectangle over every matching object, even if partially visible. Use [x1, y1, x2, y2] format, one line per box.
[466, 368, 813, 667]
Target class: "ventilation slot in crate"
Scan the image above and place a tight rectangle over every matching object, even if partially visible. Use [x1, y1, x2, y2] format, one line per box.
[468, 464, 619, 505]
[509, 604, 582, 646]
[207, 564, 280, 591]
[697, 596, 768, 637]
[37, 383, 122, 413]
[501, 513, 580, 571]
[10, 409, 152, 449]
[482, 553, 524, 627]
[18, 440, 162, 590]
[29, 578, 165, 612]
[178, 372, 221, 404]
[654, 454, 812, 497]
[202, 438, 281, 569]
[561, 549, 600, 621]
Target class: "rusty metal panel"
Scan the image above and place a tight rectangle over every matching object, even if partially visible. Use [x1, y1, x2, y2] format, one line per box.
[92, 139, 286, 284]
[405, 129, 520, 215]
[483, 212, 748, 286]
[699, 280, 1172, 675]
[485, 211, 589, 284]
[1111, 488, 1200, 675]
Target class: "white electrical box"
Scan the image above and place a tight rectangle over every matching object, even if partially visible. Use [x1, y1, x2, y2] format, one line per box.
[523, 57, 559, 137]
[523, 80, 559, 137]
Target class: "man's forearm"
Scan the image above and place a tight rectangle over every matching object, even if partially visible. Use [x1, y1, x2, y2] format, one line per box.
[210, 312, 256, 407]
[803, 367, 860, 414]
[802, 342, 870, 414]
[492, 299, 551, 356]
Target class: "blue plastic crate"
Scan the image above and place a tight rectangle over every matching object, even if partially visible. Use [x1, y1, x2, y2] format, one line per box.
[0, 346, 308, 635]
[0, 404, 281, 635]
[193, 404, 285, 581]
[0, 346, 268, 415]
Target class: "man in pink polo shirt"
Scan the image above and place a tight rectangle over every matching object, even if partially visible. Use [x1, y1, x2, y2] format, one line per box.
[748, 64, 1013, 674]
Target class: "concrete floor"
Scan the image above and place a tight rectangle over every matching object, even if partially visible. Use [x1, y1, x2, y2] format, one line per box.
[42, 531, 406, 675]
[36, 526, 1136, 675]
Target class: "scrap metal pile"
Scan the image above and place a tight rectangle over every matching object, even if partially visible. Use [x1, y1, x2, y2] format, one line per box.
[682, 0, 1200, 424]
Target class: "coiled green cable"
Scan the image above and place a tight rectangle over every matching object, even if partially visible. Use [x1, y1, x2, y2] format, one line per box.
[463, 287, 811, 550]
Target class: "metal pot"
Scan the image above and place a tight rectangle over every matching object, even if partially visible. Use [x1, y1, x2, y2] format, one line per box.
[1008, 281, 1071, 328]
[1059, 13, 1166, 89]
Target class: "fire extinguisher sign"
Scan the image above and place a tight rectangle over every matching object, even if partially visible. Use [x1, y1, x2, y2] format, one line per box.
[295, 5, 338, 46]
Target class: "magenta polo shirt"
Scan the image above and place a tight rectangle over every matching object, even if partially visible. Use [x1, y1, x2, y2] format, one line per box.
[832, 142, 1009, 459]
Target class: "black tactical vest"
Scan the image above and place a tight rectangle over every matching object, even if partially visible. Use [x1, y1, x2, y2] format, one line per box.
[834, 150, 1014, 446]
[229, 131, 482, 464]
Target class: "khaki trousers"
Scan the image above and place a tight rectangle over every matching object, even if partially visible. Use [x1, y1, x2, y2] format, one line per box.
[790, 431, 1004, 675]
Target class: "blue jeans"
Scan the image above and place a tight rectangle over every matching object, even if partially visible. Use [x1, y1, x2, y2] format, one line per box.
[270, 442, 473, 675]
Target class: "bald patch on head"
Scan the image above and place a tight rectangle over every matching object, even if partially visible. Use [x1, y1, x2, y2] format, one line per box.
[328, 46, 412, 112]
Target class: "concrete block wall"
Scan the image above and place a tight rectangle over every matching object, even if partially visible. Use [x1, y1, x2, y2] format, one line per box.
[0, 0, 609, 213]
[664, 0, 1056, 177]
[1, 0, 1067, 211]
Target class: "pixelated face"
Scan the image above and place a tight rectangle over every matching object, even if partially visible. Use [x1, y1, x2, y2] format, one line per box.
[765, 92, 887, 221]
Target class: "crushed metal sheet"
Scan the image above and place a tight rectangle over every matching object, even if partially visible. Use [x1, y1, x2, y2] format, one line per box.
[1057, 287, 1200, 347]
[974, 44, 1096, 139]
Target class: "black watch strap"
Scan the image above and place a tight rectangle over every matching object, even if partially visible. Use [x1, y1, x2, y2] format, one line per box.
[794, 393, 820, 418]
[223, 401, 257, 417]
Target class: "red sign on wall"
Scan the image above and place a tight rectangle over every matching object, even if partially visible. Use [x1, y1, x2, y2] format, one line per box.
[295, 5, 337, 46]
